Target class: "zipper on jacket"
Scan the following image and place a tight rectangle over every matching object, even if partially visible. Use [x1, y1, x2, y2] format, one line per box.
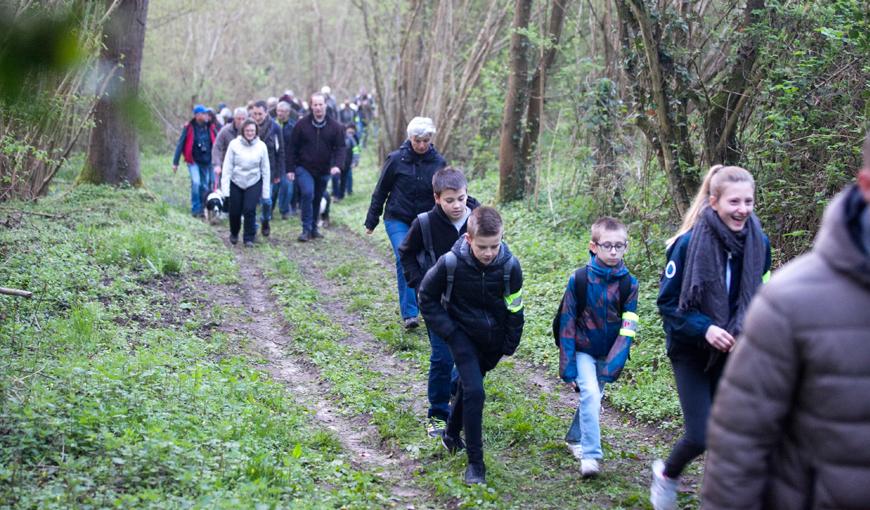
[725, 251, 733, 295]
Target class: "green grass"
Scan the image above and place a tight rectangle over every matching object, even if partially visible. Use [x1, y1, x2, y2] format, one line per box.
[0, 181, 388, 508]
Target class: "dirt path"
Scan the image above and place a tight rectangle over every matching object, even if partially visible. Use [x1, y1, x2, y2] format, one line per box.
[210, 232, 429, 507]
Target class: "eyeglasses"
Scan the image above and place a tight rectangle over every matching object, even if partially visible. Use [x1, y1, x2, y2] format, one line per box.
[595, 242, 627, 252]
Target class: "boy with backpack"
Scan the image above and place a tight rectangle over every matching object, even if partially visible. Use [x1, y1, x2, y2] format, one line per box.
[418, 206, 524, 485]
[398, 167, 480, 438]
[555, 217, 638, 477]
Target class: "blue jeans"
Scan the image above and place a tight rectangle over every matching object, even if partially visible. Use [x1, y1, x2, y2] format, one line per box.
[565, 352, 605, 459]
[295, 166, 329, 233]
[278, 173, 292, 215]
[384, 219, 418, 320]
[187, 162, 212, 215]
[426, 326, 455, 421]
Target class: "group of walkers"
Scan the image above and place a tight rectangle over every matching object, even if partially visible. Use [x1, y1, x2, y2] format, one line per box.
[365, 114, 870, 509]
[171, 87, 372, 245]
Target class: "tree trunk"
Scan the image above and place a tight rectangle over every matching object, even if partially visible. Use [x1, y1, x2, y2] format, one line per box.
[79, 0, 149, 187]
[519, 0, 567, 197]
[703, 0, 764, 166]
[497, 0, 534, 203]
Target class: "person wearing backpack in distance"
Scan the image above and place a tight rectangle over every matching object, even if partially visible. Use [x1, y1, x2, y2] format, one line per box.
[418, 207, 524, 485]
[555, 217, 639, 478]
[398, 167, 480, 438]
[650, 165, 771, 510]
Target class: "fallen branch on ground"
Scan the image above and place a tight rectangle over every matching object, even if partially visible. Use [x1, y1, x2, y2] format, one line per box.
[0, 287, 33, 298]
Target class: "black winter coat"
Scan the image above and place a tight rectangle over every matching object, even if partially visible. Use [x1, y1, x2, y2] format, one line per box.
[287, 115, 345, 176]
[418, 237, 524, 355]
[257, 118, 285, 179]
[398, 197, 480, 289]
[364, 140, 447, 230]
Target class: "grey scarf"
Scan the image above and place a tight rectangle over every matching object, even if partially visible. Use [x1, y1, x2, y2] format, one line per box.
[679, 207, 766, 337]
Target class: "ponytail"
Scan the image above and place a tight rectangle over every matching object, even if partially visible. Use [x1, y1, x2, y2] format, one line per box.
[666, 165, 755, 247]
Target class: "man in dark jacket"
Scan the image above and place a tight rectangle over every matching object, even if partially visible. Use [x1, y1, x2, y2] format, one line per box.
[701, 134, 870, 509]
[287, 93, 345, 241]
[419, 207, 524, 486]
[172, 104, 217, 217]
[275, 101, 297, 218]
[251, 101, 285, 237]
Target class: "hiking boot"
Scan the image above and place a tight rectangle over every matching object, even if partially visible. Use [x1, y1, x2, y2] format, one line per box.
[229, 234, 239, 245]
[261, 220, 270, 237]
[565, 442, 583, 461]
[581, 458, 600, 478]
[650, 459, 678, 510]
[244, 240, 254, 248]
[311, 229, 324, 239]
[464, 463, 486, 485]
[297, 231, 311, 242]
[403, 317, 420, 330]
[281, 212, 290, 220]
[426, 417, 447, 438]
[440, 430, 465, 454]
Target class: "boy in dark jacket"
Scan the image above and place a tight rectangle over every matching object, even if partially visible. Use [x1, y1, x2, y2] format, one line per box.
[557, 217, 639, 477]
[398, 167, 480, 438]
[418, 207, 524, 485]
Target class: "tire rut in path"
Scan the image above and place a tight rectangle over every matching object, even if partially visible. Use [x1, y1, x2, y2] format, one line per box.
[214, 234, 428, 506]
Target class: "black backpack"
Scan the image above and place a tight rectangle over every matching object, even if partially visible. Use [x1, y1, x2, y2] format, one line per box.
[552, 266, 632, 347]
[415, 212, 438, 276]
[440, 251, 516, 311]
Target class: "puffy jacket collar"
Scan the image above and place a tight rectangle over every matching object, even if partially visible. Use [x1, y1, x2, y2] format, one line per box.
[588, 255, 629, 281]
[454, 236, 513, 271]
[815, 185, 870, 288]
[399, 139, 440, 163]
[238, 135, 258, 147]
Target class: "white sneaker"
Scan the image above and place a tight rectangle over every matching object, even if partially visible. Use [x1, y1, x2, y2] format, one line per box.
[565, 442, 583, 461]
[580, 458, 600, 478]
[650, 459, 678, 510]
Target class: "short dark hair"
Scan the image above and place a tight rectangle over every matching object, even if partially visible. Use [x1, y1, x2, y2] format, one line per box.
[253, 100, 268, 111]
[590, 216, 627, 243]
[863, 132, 870, 171]
[467, 206, 503, 238]
[432, 166, 467, 196]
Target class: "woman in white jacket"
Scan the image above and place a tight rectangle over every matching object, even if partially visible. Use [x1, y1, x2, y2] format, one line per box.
[222, 119, 270, 247]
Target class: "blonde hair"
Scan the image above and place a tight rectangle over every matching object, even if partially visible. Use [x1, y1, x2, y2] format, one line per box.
[666, 165, 755, 247]
[591, 216, 627, 243]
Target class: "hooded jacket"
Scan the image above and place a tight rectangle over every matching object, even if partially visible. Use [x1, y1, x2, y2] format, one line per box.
[702, 186, 870, 510]
[364, 140, 447, 230]
[398, 196, 481, 289]
[221, 135, 270, 200]
[557, 256, 639, 381]
[418, 237, 524, 355]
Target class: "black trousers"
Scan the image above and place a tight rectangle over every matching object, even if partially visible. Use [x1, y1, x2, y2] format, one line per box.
[228, 179, 261, 242]
[664, 354, 725, 478]
[445, 329, 502, 466]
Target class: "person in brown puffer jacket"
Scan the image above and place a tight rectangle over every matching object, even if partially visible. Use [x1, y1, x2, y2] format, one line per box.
[702, 134, 870, 510]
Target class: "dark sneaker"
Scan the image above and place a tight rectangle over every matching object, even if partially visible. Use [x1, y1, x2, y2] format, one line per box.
[440, 430, 465, 454]
[229, 234, 239, 245]
[261, 220, 270, 237]
[426, 417, 447, 438]
[403, 317, 420, 330]
[244, 240, 254, 248]
[297, 231, 311, 242]
[281, 212, 289, 220]
[311, 229, 324, 239]
[464, 463, 486, 485]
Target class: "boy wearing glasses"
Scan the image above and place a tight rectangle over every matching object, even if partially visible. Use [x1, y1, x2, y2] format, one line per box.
[557, 217, 639, 477]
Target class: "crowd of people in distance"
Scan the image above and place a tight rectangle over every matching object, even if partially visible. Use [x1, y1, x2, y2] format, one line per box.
[171, 86, 372, 246]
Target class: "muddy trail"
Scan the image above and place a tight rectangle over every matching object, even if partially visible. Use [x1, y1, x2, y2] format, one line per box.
[202, 215, 699, 508]
[209, 232, 430, 507]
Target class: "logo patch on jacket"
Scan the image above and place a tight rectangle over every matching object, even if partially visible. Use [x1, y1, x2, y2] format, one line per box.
[665, 260, 677, 279]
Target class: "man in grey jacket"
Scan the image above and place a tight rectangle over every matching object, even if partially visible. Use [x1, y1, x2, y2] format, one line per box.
[213, 107, 248, 185]
[701, 134, 870, 510]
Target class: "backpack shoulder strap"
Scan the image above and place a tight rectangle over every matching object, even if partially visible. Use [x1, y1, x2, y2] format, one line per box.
[573, 265, 588, 316]
[618, 273, 632, 315]
[440, 252, 457, 309]
[503, 255, 516, 297]
[418, 212, 436, 265]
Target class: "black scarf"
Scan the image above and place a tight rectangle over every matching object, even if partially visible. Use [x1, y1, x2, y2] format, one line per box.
[679, 207, 766, 337]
